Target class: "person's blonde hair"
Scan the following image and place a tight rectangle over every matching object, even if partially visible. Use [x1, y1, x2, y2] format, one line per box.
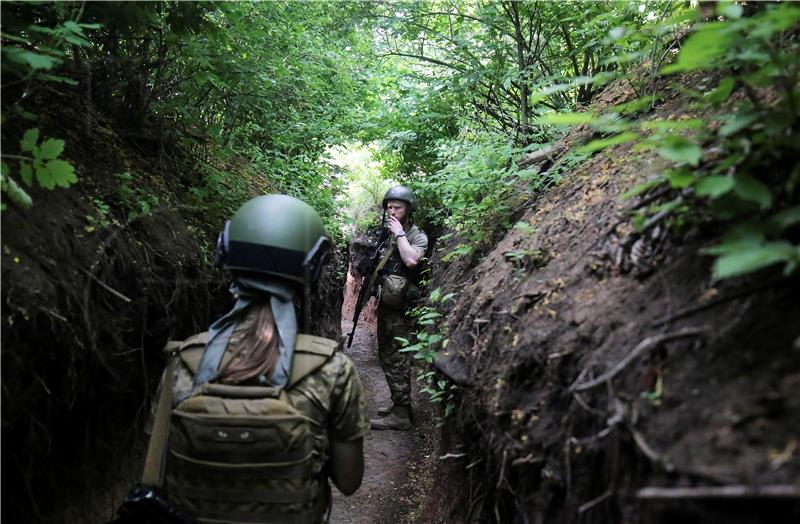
[218, 303, 280, 384]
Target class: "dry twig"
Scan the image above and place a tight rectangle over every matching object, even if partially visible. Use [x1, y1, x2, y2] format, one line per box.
[81, 267, 132, 303]
[578, 489, 613, 513]
[637, 485, 800, 500]
[569, 327, 707, 392]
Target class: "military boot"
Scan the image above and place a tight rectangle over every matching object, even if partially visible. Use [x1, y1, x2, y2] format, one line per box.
[370, 405, 412, 430]
[376, 405, 393, 417]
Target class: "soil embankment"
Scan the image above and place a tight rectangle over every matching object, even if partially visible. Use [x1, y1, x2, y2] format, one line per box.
[413, 74, 800, 523]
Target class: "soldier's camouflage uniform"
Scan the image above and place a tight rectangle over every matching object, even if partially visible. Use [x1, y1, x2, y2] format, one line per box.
[162, 309, 370, 523]
[377, 223, 428, 408]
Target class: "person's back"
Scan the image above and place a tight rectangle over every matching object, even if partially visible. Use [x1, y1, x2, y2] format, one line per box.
[165, 306, 368, 523]
[139, 194, 368, 524]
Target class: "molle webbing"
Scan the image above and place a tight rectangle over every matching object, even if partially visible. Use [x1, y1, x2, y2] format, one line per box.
[169, 485, 313, 504]
[169, 450, 311, 479]
[165, 333, 338, 523]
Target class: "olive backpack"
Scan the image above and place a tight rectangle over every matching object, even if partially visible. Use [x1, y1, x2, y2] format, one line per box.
[142, 332, 338, 524]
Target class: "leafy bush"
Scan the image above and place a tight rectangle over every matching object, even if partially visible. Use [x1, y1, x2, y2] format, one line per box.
[641, 3, 799, 279]
[411, 131, 553, 250]
[398, 287, 457, 424]
[535, 2, 799, 281]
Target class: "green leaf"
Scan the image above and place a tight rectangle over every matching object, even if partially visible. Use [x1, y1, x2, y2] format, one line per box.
[19, 162, 33, 186]
[762, 111, 795, 137]
[719, 110, 759, 136]
[20, 128, 39, 152]
[609, 95, 658, 116]
[767, 207, 800, 234]
[641, 119, 703, 131]
[429, 288, 441, 303]
[661, 23, 734, 74]
[718, 2, 743, 19]
[38, 73, 79, 86]
[657, 135, 702, 166]
[63, 21, 84, 34]
[705, 76, 735, 104]
[696, 176, 734, 198]
[3, 47, 59, 70]
[578, 132, 639, 154]
[1, 174, 33, 209]
[733, 174, 772, 209]
[711, 242, 795, 280]
[666, 169, 694, 189]
[750, 5, 800, 39]
[537, 112, 596, 126]
[620, 177, 661, 201]
[38, 138, 65, 160]
[39, 159, 77, 189]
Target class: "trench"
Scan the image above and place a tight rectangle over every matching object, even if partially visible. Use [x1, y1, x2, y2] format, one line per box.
[328, 269, 431, 523]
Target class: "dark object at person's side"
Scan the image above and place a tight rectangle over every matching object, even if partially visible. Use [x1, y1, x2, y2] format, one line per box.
[107, 485, 197, 524]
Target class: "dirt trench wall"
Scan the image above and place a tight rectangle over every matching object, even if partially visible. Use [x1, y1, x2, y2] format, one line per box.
[420, 79, 800, 523]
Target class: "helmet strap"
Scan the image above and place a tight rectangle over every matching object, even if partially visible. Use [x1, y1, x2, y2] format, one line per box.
[300, 236, 332, 332]
[213, 220, 231, 268]
[303, 266, 311, 332]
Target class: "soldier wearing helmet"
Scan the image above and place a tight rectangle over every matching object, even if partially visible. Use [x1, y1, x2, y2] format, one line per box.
[371, 185, 429, 431]
[138, 195, 369, 523]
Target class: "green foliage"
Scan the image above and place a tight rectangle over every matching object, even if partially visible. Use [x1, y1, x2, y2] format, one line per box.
[115, 172, 160, 222]
[548, 3, 799, 281]
[1, 1, 90, 209]
[1, 127, 77, 209]
[651, 3, 800, 280]
[329, 143, 396, 238]
[84, 198, 115, 233]
[503, 247, 547, 275]
[398, 287, 457, 424]
[410, 131, 548, 249]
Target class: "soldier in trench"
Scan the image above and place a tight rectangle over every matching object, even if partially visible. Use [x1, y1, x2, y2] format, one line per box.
[131, 194, 369, 524]
[371, 186, 429, 431]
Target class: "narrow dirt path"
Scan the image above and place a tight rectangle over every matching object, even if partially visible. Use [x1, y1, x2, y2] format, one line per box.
[329, 316, 425, 523]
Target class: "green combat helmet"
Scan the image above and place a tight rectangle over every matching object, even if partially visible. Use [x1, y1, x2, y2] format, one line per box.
[215, 194, 331, 287]
[382, 185, 417, 212]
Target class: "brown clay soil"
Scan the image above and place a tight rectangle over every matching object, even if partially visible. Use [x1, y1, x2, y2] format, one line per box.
[329, 270, 435, 523]
[412, 72, 800, 523]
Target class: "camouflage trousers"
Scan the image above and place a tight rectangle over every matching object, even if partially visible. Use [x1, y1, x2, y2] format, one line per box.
[376, 303, 412, 407]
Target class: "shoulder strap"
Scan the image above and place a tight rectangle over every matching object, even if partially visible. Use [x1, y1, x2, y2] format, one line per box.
[141, 349, 178, 487]
[176, 332, 209, 375]
[169, 332, 336, 392]
[287, 334, 337, 389]
[376, 243, 395, 273]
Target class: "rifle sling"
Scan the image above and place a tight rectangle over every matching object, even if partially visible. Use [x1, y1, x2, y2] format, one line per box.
[366, 242, 394, 295]
[142, 354, 177, 486]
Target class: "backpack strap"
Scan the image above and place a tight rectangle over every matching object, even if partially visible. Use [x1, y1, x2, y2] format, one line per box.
[141, 345, 179, 487]
[287, 334, 337, 389]
[173, 332, 208, 373]
[173, 332, 337, 389]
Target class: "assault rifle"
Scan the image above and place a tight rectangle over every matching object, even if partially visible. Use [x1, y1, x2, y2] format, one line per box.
[347, 216, 389, 348]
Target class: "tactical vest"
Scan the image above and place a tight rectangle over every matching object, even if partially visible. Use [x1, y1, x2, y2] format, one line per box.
[164, 333, 338, 524]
